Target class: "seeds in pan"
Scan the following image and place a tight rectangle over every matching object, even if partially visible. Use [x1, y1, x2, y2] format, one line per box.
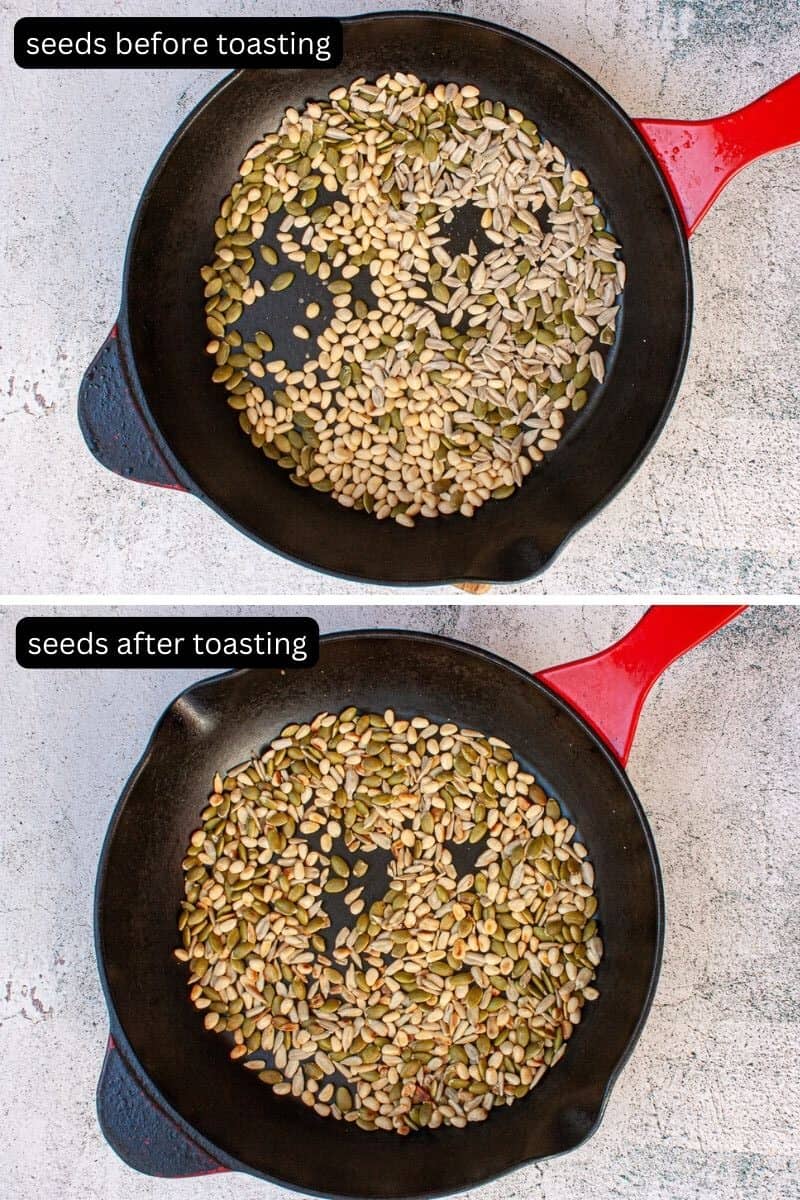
[202, 75, 625, 527]
[176, 708, 603, 1134]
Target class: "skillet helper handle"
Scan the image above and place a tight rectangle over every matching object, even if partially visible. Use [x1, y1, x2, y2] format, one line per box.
[635, 73, 800, 234]
[535, 605, 745, 765]
[78, 326, 185, 490]
[97, 1038, 227, 1178]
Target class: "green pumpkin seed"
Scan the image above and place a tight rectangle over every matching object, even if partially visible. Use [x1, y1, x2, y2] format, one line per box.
[270, 271, 294, 292]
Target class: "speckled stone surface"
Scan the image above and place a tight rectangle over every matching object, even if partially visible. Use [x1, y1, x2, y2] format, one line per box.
[2, 0, 799, 595]
[0, 604, 797, 1198]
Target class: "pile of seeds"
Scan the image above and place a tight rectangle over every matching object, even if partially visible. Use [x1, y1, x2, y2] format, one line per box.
[176, 708, 602, 1133]
[202, 75, 625, 526]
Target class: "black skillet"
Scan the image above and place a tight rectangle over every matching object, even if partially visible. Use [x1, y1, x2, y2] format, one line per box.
[77, 12, 799, 587]
[94, 606, 742, 1195]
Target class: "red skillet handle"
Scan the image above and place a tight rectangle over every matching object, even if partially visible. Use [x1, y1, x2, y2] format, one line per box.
[635, 74, 800, 234]
[79, 326, 186, 490]
[535, 605, 745, 765]
[97, 1037, 227, 1178]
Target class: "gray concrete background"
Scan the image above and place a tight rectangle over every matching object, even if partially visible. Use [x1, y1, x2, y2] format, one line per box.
[2, 0, 799, 596]
[0, 604, 797, 1199]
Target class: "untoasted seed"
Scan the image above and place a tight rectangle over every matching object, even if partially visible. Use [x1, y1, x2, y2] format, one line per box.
[203, 77, 625, 527]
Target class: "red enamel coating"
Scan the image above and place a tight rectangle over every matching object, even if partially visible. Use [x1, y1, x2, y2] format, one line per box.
[635, 74, 800, 234]
[535, 605, 745, 765]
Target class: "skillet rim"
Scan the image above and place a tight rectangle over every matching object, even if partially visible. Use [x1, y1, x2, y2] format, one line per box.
[94, 628, 666, 1197]
[106, 8, 693, 587]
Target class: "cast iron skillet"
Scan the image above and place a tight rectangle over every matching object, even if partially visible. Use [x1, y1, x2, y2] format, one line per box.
[77, 12, 799, 587]
[94, 607, 741, 1195]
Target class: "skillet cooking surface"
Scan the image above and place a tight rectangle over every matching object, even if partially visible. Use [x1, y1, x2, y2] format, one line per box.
[97, 633, 663, 1197]
[121, 12, 690, 585]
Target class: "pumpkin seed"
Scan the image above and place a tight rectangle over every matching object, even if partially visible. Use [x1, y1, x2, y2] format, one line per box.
[270, 272, 294, 292]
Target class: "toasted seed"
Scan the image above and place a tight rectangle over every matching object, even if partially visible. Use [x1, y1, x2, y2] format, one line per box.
[323, 876, 347, 893]
[330, 855, 350, 878]
[179, 705, 601, 1136]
